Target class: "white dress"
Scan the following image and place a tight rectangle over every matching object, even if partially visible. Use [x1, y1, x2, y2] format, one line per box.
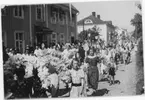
[34, 49, 41, 57]
[69, 69, 85, 97]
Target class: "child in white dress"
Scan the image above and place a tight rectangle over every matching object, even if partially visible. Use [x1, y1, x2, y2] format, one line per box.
[69, 59, 85, 97]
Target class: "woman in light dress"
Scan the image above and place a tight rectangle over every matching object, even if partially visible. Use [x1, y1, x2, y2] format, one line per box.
[34, 45, 41, 57]
[40, 43, 47, 57]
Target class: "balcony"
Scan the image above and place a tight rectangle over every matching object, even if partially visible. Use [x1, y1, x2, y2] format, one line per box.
[51, 17, 56, 24]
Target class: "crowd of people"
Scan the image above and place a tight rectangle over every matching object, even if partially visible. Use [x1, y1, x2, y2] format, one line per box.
[3, 39, 137, 99]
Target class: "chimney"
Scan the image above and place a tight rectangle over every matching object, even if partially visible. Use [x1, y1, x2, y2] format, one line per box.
[92, 12, 96, 17]
[97, 15, 100, 19]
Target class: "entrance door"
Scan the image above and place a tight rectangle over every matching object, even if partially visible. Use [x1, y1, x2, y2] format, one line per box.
[36, 33, 43, 45]
[71, 36, 75, 44]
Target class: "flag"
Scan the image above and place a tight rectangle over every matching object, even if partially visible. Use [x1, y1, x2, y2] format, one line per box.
[69, 3, 72, 21]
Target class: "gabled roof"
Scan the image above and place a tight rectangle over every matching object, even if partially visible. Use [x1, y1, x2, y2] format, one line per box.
[77, 15, 115, 29]
[77, 15, 105, 25]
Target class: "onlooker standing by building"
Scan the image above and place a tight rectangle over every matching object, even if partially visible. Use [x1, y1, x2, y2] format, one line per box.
[3, 45, 9, 64]
[78, 43, 85, 64]
[34, 45, 41, 57]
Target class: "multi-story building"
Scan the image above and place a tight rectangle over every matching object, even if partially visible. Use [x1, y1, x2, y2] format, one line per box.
[1, 4, 79, 52]
[77, 12, 116, 44]
[115, 27, 128, 45]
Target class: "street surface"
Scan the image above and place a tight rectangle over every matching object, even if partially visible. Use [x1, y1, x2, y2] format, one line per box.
[95, 50, 137, 96]
[58, 50, 138, 97]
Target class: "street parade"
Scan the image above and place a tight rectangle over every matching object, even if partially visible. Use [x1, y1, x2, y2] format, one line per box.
[1, 1, 143, 99]
[3, 38, 137, 99]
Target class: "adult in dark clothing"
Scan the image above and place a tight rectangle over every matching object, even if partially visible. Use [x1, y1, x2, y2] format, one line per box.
[78, 45, 85, 64]
[114, 52, 120, 66]
[85, 48, 99, 92]
[3, 45, 9, 64]
[31, 68, 42, 98]
[29, 46, 34, 55]
[9, 65, 30, 99]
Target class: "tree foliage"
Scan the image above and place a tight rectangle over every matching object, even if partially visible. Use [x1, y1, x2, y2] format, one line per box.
[130, 4, 142, 39]
[78, 26, 100, 42]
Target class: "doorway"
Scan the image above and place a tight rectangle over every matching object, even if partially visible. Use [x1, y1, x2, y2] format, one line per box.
[71, 36, 75, 44]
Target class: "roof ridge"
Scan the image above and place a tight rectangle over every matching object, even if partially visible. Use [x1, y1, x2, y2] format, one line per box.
[77, 14, 92, 23]
[77, 14, 111, 25]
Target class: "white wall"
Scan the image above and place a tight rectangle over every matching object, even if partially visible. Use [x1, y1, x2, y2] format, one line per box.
[77, 25, 94, 34]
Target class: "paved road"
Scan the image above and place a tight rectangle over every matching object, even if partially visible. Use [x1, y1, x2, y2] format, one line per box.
[94, 50, 137, 96]
[58, 50, 139, 97]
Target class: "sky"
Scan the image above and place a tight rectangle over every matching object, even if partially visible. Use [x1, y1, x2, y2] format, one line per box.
[72, 0, 142, 32]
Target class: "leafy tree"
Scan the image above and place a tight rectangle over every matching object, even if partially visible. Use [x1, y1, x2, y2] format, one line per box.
[130, 4, 142, 39]
[78, 26, 100, 42]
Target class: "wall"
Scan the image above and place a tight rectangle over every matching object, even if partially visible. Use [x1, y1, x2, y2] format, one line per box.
[2, 4, 78, 51]
[77, 24, 94, 34]
[46, 5, 77, 44]
[2, 6, 30, 52]
[106, 25, 115, 42]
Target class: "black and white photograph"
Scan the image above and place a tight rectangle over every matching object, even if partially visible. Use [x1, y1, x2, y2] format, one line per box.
[1, 0, 144, 99]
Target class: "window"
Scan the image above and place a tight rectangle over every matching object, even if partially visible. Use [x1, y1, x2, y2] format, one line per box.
[36, 5, 43, 20]
[2, 31, 7, 47]
[70, 15, 75, 27]
[51, 11, 57, 24]
[2, 7, 7, 16]
[14, 31, 24, 52]
[60, 33, 64, 44]
[13, 6, 24, 19]
[84, 19, 93, 24]
[60, 14, 65, 25]
[59, 10, 65, 25]
[51, 32, 57, 43]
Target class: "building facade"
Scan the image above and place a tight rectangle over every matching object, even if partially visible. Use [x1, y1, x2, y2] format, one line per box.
[115, 27, 128, 45]
[1, 4, 79, 52]
[77, 12, 116, 44]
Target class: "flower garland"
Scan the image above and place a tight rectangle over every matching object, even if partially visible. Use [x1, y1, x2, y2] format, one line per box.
[4, 48, 76, 91]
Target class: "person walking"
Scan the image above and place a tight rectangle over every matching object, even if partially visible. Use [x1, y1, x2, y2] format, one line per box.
[34, 45, 41, 57]
[108, 57, 116, 85]
[85, 48, 99, 94]
[69, 58, 85, 97]
[78, 43, 85, 64]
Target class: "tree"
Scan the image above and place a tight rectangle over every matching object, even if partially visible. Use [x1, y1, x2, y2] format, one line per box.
[131, 3, 144, 95]
[130, 4, 142, 39]
[78, 26, 100, 42]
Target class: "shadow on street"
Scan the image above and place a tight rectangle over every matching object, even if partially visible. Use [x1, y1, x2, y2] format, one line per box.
[57, 88, 70, 97]
[90, 88, 109, 96]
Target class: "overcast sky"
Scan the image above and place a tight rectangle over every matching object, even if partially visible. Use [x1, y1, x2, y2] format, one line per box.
[72, 0, 142, 32]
